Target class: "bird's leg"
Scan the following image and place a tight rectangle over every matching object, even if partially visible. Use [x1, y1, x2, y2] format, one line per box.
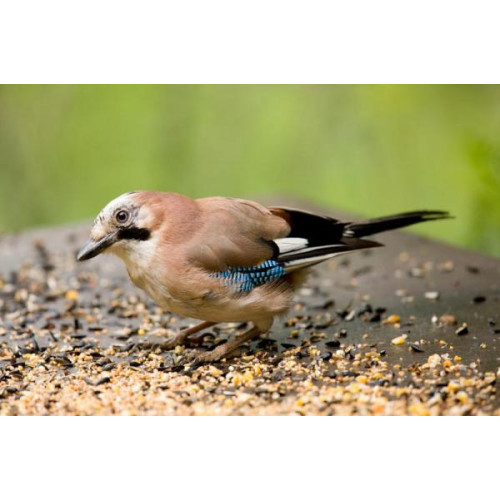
[161, 321, 217, 349]
[192, 324, 263, 363]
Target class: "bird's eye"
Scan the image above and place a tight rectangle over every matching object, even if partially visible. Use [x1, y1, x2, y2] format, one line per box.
[115, 210, 130, 224]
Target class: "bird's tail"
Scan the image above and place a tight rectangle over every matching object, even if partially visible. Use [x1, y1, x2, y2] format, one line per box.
[270, 207, 451, 274]
[343, 210, 452, 238]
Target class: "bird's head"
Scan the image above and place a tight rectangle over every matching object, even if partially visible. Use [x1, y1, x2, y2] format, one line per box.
[77, 190, 201, 266]
[76, 191, 158, 263]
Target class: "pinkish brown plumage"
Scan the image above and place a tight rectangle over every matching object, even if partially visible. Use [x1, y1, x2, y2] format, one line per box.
[77, 190, 450, 363]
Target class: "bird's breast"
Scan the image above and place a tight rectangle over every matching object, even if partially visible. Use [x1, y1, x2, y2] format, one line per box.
[123, 257, 211, 316]
[123, 253, 294, 323]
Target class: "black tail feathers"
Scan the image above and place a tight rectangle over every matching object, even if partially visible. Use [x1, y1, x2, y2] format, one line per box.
[344, 211, 451, 238]
[270, 207, 451, 274]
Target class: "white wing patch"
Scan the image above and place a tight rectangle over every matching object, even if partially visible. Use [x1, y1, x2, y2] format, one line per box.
[281, 251, 350, 272]
[274, 237, 309, 254]
[275, 238, 356, 273]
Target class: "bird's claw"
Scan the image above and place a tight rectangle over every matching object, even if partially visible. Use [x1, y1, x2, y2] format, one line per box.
[185, 348, 224, 366]
[158, 338, 182, 350]
[186, 358, 205, 371]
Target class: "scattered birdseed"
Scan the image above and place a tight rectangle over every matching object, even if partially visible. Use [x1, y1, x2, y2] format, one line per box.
[438, 261, 455, 272]
[409, 267, 424, 278]
[344, 310, 356, 322]
[455, 324, 469, 336]
[427, 354, 441, 368]
[391, 334, 407, 345]
[424, 291, 440, 300]
[382, 314, 401, 325]
[65, 289, 79, 301]
[440, 315, 457, 325]
[0, 221, 498, 415]
[409, 343, 425, 353]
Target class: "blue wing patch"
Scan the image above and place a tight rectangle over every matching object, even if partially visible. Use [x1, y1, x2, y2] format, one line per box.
[212, 259, 285, 293]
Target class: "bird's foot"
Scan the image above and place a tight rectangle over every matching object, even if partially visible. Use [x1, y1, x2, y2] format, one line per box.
[187, 344, 232, 364]
[159, 321, 217, 350]
[158, 331, 192, 350]
[187, 325, 264, 365]
[158, 336, 183, 350]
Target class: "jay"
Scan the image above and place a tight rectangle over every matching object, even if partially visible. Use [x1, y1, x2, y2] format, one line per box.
[77, 191, 449, 362]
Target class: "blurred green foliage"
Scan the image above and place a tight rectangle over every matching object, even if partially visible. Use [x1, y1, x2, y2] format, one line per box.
[1, 85, 500, 256]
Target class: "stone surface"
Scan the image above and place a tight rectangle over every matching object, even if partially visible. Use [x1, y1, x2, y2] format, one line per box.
[0, 209, 498, 415]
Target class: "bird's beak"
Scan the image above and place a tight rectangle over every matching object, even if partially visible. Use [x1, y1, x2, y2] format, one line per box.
[76, 231, 118, 261]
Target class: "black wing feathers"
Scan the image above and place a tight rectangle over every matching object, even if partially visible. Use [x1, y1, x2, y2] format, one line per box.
[270, 207, 450, 272]
[273, 208, 346, 245]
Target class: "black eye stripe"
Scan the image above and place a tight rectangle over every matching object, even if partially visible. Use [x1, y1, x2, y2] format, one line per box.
[118, 226, 151, 241]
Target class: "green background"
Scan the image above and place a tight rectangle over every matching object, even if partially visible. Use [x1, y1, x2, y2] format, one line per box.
[1, 85, 500, 256]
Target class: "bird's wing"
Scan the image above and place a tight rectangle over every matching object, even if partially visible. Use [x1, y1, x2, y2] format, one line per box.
[188, 199, 381, 293]
[191, 197, 290, 271]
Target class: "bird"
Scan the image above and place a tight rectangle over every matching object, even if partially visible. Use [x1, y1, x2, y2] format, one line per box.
[77, 191, 450, 363]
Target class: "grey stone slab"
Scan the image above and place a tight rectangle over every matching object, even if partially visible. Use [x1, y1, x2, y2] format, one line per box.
[0, 204, 498, 413]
